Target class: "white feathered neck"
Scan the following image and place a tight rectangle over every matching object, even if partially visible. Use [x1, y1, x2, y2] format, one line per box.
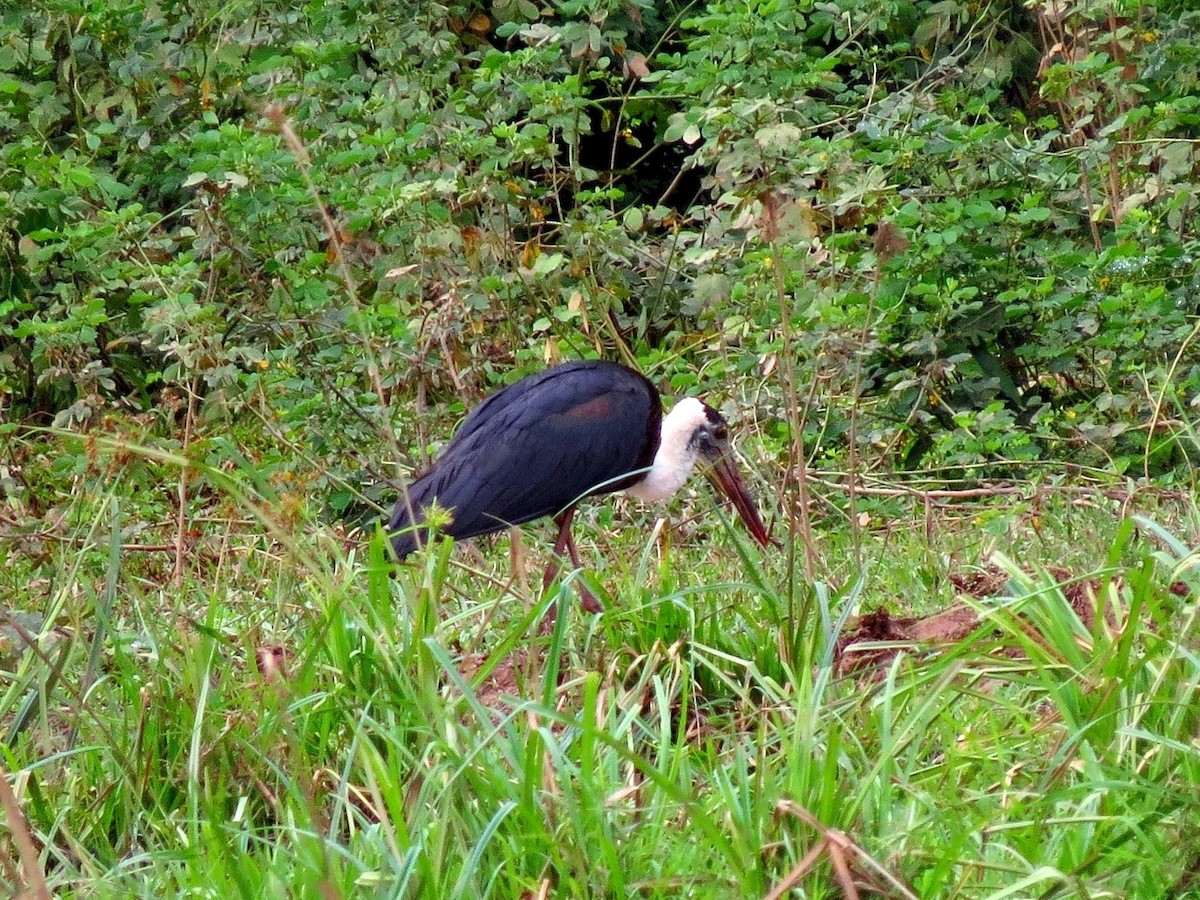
[623, 397, 709, 502]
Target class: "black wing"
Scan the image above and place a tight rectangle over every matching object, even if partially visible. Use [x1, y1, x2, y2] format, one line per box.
[389, 362, 661, 557]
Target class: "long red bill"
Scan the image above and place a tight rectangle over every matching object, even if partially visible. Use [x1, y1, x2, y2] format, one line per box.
[705, 455, 771, 547]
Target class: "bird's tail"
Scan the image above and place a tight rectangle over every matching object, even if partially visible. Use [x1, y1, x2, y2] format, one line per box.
[387, 525, 419, 559]
[386, 478, 431, 559]
[386, 502, 420, 559]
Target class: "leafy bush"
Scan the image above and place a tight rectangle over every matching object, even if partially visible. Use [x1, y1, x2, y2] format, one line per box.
[2, 0, 1198, 490]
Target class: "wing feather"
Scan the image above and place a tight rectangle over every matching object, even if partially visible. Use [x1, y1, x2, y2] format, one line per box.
[388, 362, 660, 557]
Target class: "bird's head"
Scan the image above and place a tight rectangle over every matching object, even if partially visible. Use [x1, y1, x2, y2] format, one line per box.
[690, 402, 772, 548]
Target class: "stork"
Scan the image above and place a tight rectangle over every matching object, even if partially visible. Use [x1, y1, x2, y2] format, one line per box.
[388, 360, 770, 608]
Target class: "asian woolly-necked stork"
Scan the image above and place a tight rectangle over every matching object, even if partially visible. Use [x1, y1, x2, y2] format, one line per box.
[387, 360, 770, 605]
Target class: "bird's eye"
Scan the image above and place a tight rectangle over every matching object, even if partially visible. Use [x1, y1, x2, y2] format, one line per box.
[712, 425, 728, 441]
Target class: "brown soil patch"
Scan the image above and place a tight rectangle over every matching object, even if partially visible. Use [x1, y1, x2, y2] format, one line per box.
[834, 564, 1148, 676]
[834, 604, 982, 676]
[457, 648, 538, 717]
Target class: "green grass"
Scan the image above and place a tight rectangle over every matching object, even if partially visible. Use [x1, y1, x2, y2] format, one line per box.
[2, 442, 1199, 898]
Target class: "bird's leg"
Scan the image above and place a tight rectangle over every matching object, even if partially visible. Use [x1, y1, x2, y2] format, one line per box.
[561, 528, 603, 613]
[541, 508, 604, 620]
[538, 511, 571, 633]
[541, 509, 572, 593]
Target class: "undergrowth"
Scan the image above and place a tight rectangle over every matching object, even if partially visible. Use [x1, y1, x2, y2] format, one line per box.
[1, 436, 1198, 898]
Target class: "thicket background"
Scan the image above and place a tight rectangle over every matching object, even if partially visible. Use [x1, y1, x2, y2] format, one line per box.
[3, 0, 1200, 896]
[5, 0, 1199, 491]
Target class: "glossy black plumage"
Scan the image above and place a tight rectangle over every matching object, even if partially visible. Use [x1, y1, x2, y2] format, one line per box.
[388, 361, 662, 558]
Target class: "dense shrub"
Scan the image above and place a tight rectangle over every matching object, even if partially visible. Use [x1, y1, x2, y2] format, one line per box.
[2, 0, 1198, 487]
